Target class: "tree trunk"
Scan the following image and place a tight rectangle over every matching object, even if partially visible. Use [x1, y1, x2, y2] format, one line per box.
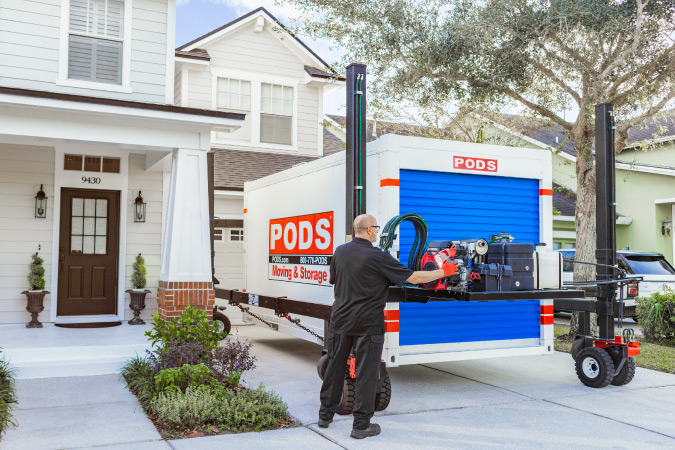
[570, 134, 599, 337]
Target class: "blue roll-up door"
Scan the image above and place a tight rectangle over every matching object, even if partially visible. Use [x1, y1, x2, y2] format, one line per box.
[397, 169, 541, 345]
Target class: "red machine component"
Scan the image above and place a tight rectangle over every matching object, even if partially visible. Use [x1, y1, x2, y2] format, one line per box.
[420, 244, 457, 289]
[594, 336, 641, 358]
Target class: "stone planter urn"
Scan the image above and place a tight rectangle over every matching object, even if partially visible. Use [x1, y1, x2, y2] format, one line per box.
[126, 289, 150, 325]
[22, 290, 49, 328]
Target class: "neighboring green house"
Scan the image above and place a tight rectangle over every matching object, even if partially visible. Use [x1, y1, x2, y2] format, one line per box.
[486, 112, 675, 264]
[324, 111, 675, 264]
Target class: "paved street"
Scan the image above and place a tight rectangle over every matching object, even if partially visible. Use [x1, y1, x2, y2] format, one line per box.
[2, 324, 674, 449]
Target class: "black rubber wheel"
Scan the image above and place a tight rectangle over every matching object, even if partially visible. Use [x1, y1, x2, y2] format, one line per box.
[336, 378, 356, 415]
[374, 370, 392, 411]
[575, 347, 615, 388]
[611, 357, 636, 386]
[213, 312, 231, 335]
[317, 354, 329, 380]
[570, 338, 584, 361]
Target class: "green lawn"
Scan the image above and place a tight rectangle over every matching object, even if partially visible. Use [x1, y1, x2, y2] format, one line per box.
[554, 324, 675, 374]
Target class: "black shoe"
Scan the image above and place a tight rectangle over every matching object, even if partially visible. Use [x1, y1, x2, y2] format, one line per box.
[318, 418, 333, 428]
[350, 423, 381, 439]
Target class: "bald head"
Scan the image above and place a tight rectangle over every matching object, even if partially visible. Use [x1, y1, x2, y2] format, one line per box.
[354, 214, 379, 242]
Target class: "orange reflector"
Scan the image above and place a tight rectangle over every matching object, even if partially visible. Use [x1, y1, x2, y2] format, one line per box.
[540, 315, 554, 325]
[384, 321, 399, 332]
[243, 209, 247, 213]
[384, 310, 399, 321]
[539, 189, 553, 196]
[380, 178, 400, 187]
[540, 305, 554, 315]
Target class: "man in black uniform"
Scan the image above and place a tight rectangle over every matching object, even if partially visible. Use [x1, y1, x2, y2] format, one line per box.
[318, 214, 458, 439]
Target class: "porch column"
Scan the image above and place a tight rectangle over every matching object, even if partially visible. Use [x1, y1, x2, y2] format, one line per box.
[158, 148, 215, 320]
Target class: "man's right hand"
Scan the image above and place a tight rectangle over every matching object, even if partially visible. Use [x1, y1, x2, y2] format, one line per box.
[441, 260, 459, 277]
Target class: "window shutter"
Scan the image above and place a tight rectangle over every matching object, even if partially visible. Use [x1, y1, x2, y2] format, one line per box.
[69, 0, 89, 33]
[68, 35, 94, 81]
[260, 83, 293, 145]
[95, 39, 122, 84]
[68, 35, 122, 84]
[260, 115, 292, 145]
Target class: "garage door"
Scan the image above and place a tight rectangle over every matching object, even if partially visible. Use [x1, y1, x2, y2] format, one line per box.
[397, 169, 541, 345]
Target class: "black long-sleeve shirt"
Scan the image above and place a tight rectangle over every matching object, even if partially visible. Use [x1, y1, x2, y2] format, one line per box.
[329, 237, 413, 335]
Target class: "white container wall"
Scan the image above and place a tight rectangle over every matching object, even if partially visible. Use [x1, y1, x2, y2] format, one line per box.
[244, 134, 555, 363]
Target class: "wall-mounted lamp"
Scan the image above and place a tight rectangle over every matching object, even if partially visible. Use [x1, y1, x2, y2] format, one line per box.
[134, 191, 146, 223]
[662, 218, 672, 237]
[35, 185, 47, 218]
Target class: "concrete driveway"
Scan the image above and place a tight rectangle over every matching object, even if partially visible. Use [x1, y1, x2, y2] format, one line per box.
[2, 323, 674, 449]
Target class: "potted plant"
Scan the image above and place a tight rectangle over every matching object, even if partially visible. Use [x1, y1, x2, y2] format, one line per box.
[22, 252, 48, 328]
[126, 253, 150, 325]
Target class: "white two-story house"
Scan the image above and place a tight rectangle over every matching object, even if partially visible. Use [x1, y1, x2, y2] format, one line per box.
[173, 7, 344, 290]
[0, 0, 244, 325]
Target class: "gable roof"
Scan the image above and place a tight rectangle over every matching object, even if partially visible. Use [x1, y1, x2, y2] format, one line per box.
[175, 48, 210, 61]
[177, 7, 337, 76]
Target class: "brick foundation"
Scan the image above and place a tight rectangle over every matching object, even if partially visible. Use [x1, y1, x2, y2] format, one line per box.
[157, 280, 215, 320]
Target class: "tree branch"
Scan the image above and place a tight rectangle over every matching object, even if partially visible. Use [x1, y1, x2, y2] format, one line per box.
[526, 56, 582, 106]
[608, 44, 675, 99]
[464, 77, 572, 130]
[615, 87, 675, 152]
[599, 0, 649, 81]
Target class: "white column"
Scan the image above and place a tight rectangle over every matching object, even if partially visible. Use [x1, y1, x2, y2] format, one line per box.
[160, 148, 212, 282]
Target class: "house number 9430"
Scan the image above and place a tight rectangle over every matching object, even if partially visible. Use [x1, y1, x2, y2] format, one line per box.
[82, 176, 101, 184]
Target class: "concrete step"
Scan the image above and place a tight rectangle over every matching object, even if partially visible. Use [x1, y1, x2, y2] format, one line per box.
[3, 343, 152, 379]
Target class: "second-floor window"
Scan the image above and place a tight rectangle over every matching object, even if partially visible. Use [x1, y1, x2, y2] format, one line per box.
[68, 0, 124, 85]
[261, 83, 293, 145]
[217, 78, 251, 111]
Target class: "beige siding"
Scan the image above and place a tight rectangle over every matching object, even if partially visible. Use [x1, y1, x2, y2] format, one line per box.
[174, 69, 182, 105]
[186, 68, 211, 110]
[0, 0, 168, 104]
[192, 21, 320, 156]
[124, 153, 164, 321]
[0, 144, 55, 324]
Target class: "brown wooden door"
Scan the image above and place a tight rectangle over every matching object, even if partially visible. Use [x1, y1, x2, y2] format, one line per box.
[57, 189, 120, 316]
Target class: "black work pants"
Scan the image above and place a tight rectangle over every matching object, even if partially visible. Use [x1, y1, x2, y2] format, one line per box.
[319, 332, 384, 430]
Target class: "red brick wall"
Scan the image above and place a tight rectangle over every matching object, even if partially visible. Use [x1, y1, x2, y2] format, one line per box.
[157, 280, 215, 320]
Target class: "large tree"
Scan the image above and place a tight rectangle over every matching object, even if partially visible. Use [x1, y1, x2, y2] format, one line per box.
[287, 0, 675, 332]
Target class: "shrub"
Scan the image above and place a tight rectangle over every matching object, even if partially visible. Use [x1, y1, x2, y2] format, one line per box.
[0, 351, 17, 436]
[154, 364, 218, 394]
[209, 338, 256, 385]
[148, 341, 210, 372]
[131, 253, 146, 289]
[145, 306, 226, 352]
[636, 288, 675, 341]
[150, 384, 291, 433]
[27, 252, 45, 291]
[121, 356, 157, 405]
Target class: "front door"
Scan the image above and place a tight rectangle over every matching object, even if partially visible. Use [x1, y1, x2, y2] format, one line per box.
[58, 189, 120, 316]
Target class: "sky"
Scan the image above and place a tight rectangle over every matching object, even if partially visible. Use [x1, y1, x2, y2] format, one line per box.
[175, 0, 347, 115]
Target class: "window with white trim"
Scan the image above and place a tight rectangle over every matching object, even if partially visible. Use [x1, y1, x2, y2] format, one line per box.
[260, 83, 293, 145]
[68, 0, 125, 85]
[229, 228, 244, 242]
[217, 78, 251, 111]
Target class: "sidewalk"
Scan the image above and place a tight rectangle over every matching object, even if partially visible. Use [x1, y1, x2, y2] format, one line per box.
[2, 324, 675, 449]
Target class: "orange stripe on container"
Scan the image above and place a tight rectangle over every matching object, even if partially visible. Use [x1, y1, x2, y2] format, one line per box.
[539, 189, 553, 196]
[540, 305, 554, 315]
[380, 178, 400, 187]
[384, 321, 399, 332]
[384, 310, 399, 321]
[540, 315, 554, 325]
